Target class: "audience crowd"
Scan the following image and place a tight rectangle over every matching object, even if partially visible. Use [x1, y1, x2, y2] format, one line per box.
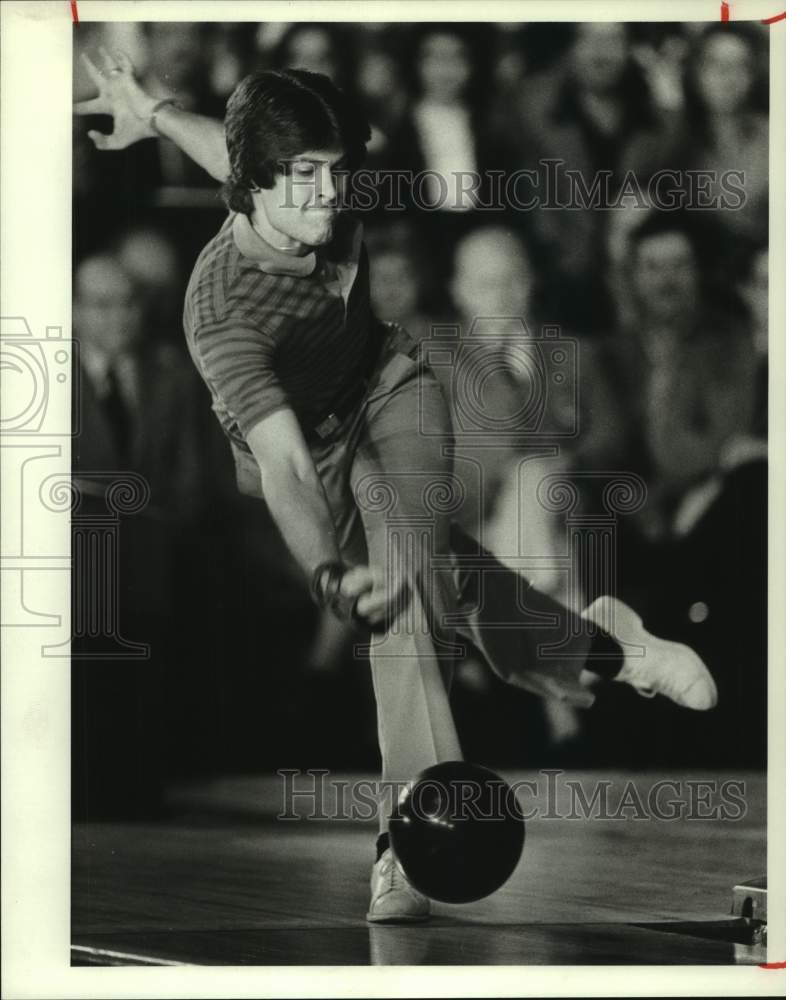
[71, 21, 769, 817]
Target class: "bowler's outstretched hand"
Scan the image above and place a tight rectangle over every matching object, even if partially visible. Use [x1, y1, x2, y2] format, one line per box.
[74, 48, 158, 151]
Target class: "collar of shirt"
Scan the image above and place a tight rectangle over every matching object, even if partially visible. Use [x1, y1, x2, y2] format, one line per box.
[232, 212, 363, 305]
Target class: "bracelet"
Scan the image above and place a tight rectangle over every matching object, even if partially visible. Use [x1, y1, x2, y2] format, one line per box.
[149, 98, 180, 135]
[311, 561, 346, 610]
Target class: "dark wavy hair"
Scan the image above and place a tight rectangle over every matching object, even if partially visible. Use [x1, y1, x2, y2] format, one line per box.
[222, 69, 370, 215]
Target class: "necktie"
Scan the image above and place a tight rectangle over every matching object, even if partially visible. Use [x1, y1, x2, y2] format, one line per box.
[102, 365, 133, 463]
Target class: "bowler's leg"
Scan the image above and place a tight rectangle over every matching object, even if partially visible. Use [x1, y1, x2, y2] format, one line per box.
[450, 523, 718, 712]
[449, 521, 598, 708]
[350, 354, 463, 827]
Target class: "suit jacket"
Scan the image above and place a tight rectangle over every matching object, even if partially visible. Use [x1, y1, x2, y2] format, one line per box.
[73, 341, 216, 522]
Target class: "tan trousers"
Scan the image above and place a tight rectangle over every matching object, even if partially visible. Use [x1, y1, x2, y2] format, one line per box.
[304, 337, 596, 830]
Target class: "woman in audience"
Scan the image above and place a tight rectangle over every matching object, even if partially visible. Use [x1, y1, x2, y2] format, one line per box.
[679, 23, 768, 249]
[386, 25, 504, 308]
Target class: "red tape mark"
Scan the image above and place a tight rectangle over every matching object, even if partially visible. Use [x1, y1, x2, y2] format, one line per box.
[720, 2, 786, 23]
[70, 0, 79, 23]
[760, 961, 786, 969]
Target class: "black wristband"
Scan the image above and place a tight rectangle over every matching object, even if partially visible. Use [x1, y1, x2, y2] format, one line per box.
[311, 561, 346, 609]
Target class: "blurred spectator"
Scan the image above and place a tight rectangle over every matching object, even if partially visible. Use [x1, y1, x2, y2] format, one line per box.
[626, 212, 703, 349]
[449, 225, 533, 325]
[436, 225, 544, 561]
[355, 33, 409, 165]
[644, 299, 759, 511]
[254, 22, 291, 61]
[446, 224, 603, 458]
[490, 24, 529, 99]
[506, 23, 682, 332]
[441, 224, 624, 532]
[115, 225, 184, 344]
[386, 25, 504, 307]
[611, 212, 708, 459]
[628, 23, 690, 113]
[444, 224, 539, 523]
[608, 213, 758, 530]
[396, 23, 484, 202]
[366, 223, 433, 341]
[73, 251, 207, 519]
[679, 24, 768, 247]
[273, 22, 355, 92]
[140, 21, 230, 114]
[205, 24, 255, 100]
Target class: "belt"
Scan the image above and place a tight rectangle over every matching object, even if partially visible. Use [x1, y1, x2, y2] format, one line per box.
[308, 335, 420, 443]
[310, 375, 371, 442]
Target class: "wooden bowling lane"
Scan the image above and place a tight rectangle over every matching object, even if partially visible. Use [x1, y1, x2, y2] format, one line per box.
[72, 770, 766, 966]
[72, 921, 754, 966]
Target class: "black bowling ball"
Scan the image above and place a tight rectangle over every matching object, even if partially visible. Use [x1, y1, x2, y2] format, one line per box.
[389, 760, 525, 903]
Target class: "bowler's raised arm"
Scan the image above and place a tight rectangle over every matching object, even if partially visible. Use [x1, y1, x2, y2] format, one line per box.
[74, 47, 230, 183]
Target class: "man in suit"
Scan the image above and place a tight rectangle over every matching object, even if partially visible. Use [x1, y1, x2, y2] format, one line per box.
[73, 251, 207, 515]
[72, 251, 212, 818]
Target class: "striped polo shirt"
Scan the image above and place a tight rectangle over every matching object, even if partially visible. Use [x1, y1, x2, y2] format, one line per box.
[183, 211, 381, 454]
